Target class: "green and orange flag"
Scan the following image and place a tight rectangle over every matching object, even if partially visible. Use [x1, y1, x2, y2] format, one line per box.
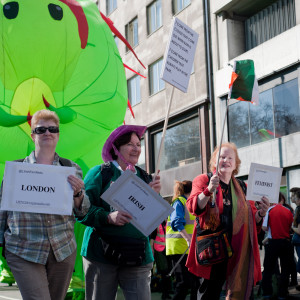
[228, 59, 259, 105]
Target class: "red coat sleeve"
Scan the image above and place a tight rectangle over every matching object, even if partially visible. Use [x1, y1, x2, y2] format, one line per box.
[186, 174, 210, 217]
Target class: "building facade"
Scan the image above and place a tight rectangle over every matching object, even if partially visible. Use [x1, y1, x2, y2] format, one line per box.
[98, 0, 212, 198]
[211, 0, 300, 200]
[98, 0, 300, 201]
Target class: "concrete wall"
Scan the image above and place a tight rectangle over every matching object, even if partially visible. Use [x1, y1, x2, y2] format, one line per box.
[99, 0, 208, 127]
[98, 1, 210, 197]
[210, 0, 300, 190]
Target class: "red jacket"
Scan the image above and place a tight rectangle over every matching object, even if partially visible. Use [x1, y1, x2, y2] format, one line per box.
[185, 174, 262, 286]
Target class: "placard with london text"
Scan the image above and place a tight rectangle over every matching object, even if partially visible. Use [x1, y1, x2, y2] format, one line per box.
[246, 163, 283, 203]
[1, 161, 76, 215]
[101, 170, 174, 237]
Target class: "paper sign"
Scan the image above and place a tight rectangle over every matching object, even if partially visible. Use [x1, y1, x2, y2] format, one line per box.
[160, 17, 199, 93]
[101, 170, 174, 236]
[1, 161, 76, 215]
[246, 163, 283, 203]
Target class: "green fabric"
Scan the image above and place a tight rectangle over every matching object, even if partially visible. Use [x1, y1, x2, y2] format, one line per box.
[230, 59, 255, 102]
[231, 179, 238, 221]
[0, 248, 15, 285]
[0, 0, 127, 179]
[79, 163, 154, 265]
[0, 0, 128, 289]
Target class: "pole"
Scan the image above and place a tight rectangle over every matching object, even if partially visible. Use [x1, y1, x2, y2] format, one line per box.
[167, 246, 189, 277]
[211, 102, 229, 206]
[155, 85, 175, 175]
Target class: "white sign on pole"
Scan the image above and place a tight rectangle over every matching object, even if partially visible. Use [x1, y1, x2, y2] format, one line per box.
[160, 17, 199, 93]
[246, 163, 283, 203]
[1, 161, 76, 215]
[101, 170, 174, 237]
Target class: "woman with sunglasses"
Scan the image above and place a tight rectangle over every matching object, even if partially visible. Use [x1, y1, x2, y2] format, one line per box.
[0, 109, 90, 300]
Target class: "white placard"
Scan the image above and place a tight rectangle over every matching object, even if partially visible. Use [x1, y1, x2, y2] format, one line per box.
[101, 170, 174, 236]
[246, 163, 283, 203]
[160, 17, 199, 93]
[1, 161, 76, 215]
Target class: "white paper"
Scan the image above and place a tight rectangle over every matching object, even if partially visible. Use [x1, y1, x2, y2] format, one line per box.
[1, 161, 76, 215]
[246, 163, 283, 203]
[101, 170, 174, 236]
[160, 17, 199, 93]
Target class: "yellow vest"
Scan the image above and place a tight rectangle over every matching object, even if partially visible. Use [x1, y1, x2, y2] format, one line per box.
[166, 196, 195, 255]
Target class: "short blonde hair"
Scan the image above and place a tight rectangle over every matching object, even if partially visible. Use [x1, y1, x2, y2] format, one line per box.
[31, 110, 59, 130]
[209, 142, 241, 176]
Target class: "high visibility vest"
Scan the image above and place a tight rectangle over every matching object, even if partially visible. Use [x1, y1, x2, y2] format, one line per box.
[166, 196, 195, 255]
[154, 223, 166, 252]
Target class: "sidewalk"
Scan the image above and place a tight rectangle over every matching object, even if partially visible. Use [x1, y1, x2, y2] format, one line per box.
[1, 249, 300, 300]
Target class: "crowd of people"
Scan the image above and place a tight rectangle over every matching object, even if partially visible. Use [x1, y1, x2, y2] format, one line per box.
[0, 113, 299, 300]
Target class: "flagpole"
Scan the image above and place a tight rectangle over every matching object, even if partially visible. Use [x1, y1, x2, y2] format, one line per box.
[155, 85, 175, 176]
[211, 100, 229, 206]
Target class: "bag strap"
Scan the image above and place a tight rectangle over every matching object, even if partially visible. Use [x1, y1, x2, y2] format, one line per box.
[100, 162, 114, 191]
[135, 165, 152, 184]
[59, 157, 72, 167]
[14, 157, 72, 167]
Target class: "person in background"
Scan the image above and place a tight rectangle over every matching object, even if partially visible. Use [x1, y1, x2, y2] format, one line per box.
[262, 192, 294, 299]
[291, 187, 300, 291]
[150, 220, 173, 299]
[186, 142, 269, 300]
[166, 180, 199, 300]
[0, 110, 90, 300]
[77, 125, 161, 300]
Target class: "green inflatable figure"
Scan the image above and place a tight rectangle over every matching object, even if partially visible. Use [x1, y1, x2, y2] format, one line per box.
[0, 0, 143, 298]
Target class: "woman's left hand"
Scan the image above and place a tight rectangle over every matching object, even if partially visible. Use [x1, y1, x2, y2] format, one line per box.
[258, 196, 270, 216]
[149, 173, 161, 194]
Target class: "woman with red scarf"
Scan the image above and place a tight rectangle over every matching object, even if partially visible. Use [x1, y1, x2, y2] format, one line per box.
[186, 142, 269, 299]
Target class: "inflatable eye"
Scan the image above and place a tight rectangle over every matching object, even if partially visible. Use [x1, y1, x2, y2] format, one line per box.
[3, 2, 19, 19]
[48, 4, 63, 20]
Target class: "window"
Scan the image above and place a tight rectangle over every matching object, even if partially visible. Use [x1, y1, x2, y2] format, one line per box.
[172, 0, 191, 15]
[127, 75, 141, 106]
[106, 0, 117, 15]
[228, 78, 300, 148]
[125, 17, 138, 49]
[114, 35, 119, 49]
[149, 58, 165, 95]
[153, 117, 201, 171]
[245, 0, 296, 51]
[147, 0, 162, 35]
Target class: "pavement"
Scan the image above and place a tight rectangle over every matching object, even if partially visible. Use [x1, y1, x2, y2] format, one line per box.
[1, 249, 300, 300]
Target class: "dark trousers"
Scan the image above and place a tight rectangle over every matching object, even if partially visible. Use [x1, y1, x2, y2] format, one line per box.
[197, 260, 227, 300]
[262, 239, 294, 299]
[154, 250, 173, 297]
[170, 254, 199, 300]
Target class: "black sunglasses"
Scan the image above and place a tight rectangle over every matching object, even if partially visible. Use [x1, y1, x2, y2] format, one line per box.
[32, 126, 59, 134]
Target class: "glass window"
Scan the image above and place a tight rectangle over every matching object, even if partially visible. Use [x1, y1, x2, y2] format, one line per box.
[137, 139, 145, 170]
[245, 0, 295, 50]
[106, 0, 117, 15]
[228, 77, 300, 148]
[147, 0, 162, 35]
[149, 58, 165, 95]
[172, 0, 191, 15]
[127, 75, 141, 106]
[125, 17, 138, 49]
[228, 101, 250, 148]
[250, 89, 275, 144]
[273, 78, 300, 136]
[153, 117, 201, 171]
